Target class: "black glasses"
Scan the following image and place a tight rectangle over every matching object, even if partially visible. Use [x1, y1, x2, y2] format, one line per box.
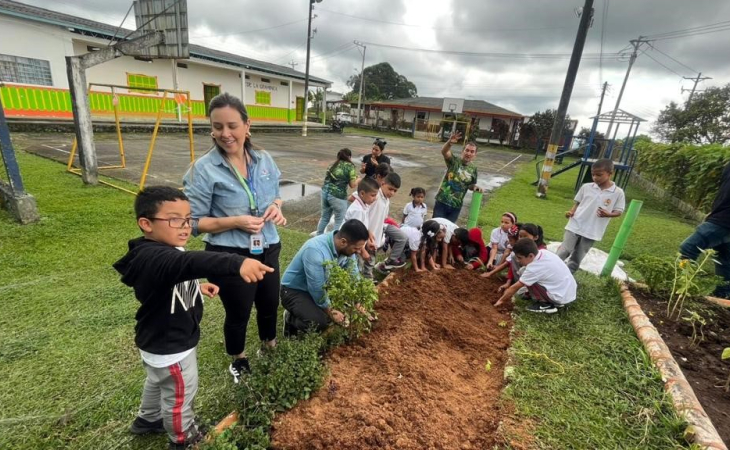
[149, 217, 194, 229]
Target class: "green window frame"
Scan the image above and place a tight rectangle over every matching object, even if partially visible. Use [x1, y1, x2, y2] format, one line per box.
[255, 90, 271, 105]
[126, 73, 158, 94]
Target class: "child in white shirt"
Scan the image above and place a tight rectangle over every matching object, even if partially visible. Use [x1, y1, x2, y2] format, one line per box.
[402, 187, 427, 229]
[344, 177, 379, 260]
[486, 212, 518, 269]
[557, 159, 626, 273]
[494, 238, 577, 314]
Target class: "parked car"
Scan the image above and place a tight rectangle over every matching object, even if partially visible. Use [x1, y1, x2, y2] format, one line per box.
[335, 112, 353, 123]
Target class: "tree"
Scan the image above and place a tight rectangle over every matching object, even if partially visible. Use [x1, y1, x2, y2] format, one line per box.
[519, 109, 572, 149]
[652, 84, 730, 145]
[491, 119, 510, 145]
[346, 62, 417, 101]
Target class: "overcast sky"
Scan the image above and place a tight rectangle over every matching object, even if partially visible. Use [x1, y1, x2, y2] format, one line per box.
[18, 0, 730, 136]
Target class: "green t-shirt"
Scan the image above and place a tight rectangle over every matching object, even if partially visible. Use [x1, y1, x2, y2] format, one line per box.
[435, 155, 478, 208]
[322, 161, 357, 199]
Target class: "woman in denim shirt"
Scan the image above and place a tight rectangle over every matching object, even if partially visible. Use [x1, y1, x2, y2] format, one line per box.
[183, 93, 286, 383]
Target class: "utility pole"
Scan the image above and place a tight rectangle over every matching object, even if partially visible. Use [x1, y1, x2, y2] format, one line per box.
[587, 81, 608, 154]
[682, 72, 711, 105]
[302, 0, 322, 137]
[536, 0, 594, 198]
[602, 36, 651, 155]
[288, 60, 299, 70]
[354, 40, 366, 125]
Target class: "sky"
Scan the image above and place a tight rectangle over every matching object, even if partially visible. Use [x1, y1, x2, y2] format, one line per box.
[18, 0, 730, 137]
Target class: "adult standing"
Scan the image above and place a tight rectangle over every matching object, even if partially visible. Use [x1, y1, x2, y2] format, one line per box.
[316, 148, 358, 235]
[361, 138, 390, 178]
[432, 131, 482, 223]
[183, 92, 286, 383]
[281, 219, 369, 335]
[679, 161, 730, 298]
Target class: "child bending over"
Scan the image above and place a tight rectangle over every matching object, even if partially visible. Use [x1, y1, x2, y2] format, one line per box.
[432, 217, 458, 269]
[451, 227, 488, 270]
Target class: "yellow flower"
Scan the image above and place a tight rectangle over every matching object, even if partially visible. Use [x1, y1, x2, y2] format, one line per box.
[679, 260, 689, 269]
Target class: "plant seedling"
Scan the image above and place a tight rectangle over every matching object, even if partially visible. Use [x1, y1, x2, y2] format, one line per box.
[723, 348, 730, 392]
[682, 310, 706, 348]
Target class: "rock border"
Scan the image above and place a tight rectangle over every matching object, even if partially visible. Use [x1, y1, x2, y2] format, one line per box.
[621, 284, 727, 450]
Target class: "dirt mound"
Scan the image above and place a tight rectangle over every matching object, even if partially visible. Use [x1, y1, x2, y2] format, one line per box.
[271, 270, 512, 449]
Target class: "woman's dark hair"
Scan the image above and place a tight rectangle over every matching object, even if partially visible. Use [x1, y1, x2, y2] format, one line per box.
[207, 92, 253, 153]
[374, 162, 391, 179]
[454, 228, 469, 245]
[520, 223, 545, 247]
[419, 220, 442, 259]
[329, 148, 352, 172]
[373, 138, 387, 150]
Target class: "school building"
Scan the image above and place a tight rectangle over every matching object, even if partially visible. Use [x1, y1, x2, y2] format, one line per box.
[0, 0, 331, 123]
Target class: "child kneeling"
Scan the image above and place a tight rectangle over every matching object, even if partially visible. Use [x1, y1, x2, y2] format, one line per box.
[494, 238, 576, 314]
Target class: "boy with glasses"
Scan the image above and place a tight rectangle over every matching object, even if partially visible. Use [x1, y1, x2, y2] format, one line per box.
[114, 186, 272, 449]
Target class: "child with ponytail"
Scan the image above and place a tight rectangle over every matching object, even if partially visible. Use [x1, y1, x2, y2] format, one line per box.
[402, 187, 427, 229]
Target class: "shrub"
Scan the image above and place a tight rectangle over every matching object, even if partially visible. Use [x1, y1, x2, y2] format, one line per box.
[324, 261, 379, 340]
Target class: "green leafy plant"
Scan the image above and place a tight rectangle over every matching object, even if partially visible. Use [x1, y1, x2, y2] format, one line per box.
[668, 249, 720, 320]
[682, 310, 706, 348]
[633, 255, 676, 296]
[723, 348, 730, 392]
[324, 260, 379, 339]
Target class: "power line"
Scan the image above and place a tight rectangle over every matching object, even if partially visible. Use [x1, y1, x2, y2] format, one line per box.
[599, 0, 609, 87]
[641, 50, 685, 78]
[190, 18, 307, 39]
[357, 41, 620, 59]
[645, 19, 730, 39]
[648, 44, 697, 75]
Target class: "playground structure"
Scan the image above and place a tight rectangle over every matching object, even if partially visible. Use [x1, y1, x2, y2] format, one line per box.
[66, 83, 195, 195]
[532, 109, 644, 192]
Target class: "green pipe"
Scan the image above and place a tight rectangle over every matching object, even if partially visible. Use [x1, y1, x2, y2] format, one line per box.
[467, 191, 483, 229]
[601, 199, 643, 277]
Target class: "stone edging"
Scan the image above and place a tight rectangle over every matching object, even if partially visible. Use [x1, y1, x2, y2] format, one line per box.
[621, 284, 727, 450]
[211, 270, 399, 437]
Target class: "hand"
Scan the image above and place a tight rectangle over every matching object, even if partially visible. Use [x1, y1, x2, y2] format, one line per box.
[450, 131, 462, 144]
[472, 185, 483, 193]
[597, 207, 612, 218]
[432, 263, 441, 269]
[200, 282, 219, 298]
[481, 271, 493, 278]
[239, 258, 274, 283]
[497, 283, 510, 293]
[355, 303, 375, 321]
[262, 203, 287, 226]
[370, 156, 378, 166]
[237, 215, 265, 234]
[486, 263, 494, 271]
[456, 256, 464, 264]
[444, 264, 455, 270]
[565, 210, 575, 218]
[414, 267, 425, 273]
[329, 309, 346, 325]
[360, 247, 371, 260]
[465, 265, 474, 271]
[493, 298, 505, 307]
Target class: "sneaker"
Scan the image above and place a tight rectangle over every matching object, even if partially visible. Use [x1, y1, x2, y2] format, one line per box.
[229, 357, 251, 384]
[525, 302, 558, 314]
[374, 262, 391, 273]
[282, 310, 296, 338]
[129, 416, 165, 435]
[168, 421, 206, 450]
[382, 259, 406, 270]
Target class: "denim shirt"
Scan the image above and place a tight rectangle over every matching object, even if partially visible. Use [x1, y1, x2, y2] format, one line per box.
[281, 232, 359, 308]
[183, 147, 281, 249]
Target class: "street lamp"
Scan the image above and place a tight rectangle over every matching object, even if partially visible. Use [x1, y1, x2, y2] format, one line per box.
[302, 0, 322, 137]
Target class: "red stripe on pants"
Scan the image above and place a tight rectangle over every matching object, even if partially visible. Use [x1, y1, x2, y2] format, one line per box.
[169, 363, 186, 444]
[527, 283, 551, 303]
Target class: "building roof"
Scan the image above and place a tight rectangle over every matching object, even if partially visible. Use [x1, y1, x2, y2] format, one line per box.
[591, 108, 645, 124]
[371, 96, 523, 119]
[0, 0, 331, 86]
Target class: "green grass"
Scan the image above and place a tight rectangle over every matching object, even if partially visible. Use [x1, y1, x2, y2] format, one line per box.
[503, 275, 688, 449]
[0, 151, 309, 449]
[477, 158, 698, 277]
[343, 126, 412, 139]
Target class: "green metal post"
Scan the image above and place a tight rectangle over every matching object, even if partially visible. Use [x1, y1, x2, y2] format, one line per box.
[601, 199, 643, 277]
[467, 191, 483, 229]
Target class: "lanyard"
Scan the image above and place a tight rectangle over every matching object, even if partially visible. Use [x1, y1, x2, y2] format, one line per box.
[231, 165, 257, 215]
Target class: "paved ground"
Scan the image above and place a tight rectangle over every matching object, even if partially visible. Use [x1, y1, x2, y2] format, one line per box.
[16, 131, 526, 232]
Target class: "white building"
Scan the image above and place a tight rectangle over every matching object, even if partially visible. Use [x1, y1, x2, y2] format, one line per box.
[0, 0, 331, 123]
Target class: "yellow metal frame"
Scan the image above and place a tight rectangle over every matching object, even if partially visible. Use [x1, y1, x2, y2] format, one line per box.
[425, 119, 471, 145]
[66, 83, 195, 194]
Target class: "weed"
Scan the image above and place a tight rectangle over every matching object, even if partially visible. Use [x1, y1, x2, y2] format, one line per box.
[682, 310, 706, 348]
[668, 249, 720, 320]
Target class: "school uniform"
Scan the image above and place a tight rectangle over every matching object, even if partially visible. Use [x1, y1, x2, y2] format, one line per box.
[520, 249, 577, 306]
[403, 202, 428, 229]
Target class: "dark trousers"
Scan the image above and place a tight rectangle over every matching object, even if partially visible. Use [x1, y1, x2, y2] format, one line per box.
[679, 221, 730, 298]
[206, 243, 281, 356]
[280, 286, 330, 335]
[432, 200, 462, 223]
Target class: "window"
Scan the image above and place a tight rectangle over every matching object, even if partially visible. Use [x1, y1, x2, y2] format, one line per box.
[87, 46, 100, 52]
[133, 56, 153, 63]
[176, 62, 188, 69]
[416, 111, 427, 120]
[0, 53, 52, 86]
[127, 73, 158, 93]
[255, 90, 271, 105]
[260, 78, 271, 83]
[245, 74, 250, 79]
[280, 81, 289, 86]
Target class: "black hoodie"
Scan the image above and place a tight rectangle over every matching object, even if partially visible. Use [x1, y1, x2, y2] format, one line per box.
[113, 237, 246, 355]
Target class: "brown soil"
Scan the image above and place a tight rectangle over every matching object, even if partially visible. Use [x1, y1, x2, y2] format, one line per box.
[633, 288, 730, 442]
[270, 270, 513, 450]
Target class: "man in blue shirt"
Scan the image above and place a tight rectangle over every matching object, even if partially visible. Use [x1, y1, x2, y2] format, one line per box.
[281, 219, 370, 335]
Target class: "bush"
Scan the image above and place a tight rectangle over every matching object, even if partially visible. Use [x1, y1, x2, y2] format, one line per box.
[634, 253, 725, 300]
[324, 261, 379, 340]
[634, 141, 730, 212]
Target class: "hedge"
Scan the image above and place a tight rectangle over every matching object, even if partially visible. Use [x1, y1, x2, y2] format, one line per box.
[634, 141, 730, 212]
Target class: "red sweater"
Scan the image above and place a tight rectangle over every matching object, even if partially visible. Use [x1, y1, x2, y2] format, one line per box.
[451, 228, 489, 269]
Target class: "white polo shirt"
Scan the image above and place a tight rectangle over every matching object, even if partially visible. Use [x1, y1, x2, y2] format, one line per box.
[353, 189, 389, 247]
[403, 202, 428, 229]
[565, 182, 626, 241]
[344, 196, 369, 229]
[401, 225, 423, 251]
[432, 217, 457, 244]
[520, 249, 577, 305]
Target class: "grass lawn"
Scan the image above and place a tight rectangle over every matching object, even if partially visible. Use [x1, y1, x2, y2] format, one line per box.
[481, 159, 693, 448]
[0, 151, 309, 449]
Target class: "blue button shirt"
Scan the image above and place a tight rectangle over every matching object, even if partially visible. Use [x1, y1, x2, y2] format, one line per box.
[281, 232, 359, 308]
[183, 147, 281, 249]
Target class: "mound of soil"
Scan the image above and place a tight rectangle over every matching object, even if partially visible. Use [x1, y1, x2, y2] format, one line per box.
[271, 270, 512, 450]
[633, 289, 730, 442]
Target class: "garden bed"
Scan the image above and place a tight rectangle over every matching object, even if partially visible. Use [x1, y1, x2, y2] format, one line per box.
[270, 270, 512, 449]
[632, 287, 730, 442]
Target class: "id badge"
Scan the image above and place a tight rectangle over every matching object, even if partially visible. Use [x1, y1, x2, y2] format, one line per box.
[251, 232, 264, 255]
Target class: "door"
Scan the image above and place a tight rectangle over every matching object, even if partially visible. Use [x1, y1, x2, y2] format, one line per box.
[295, 97, 304, 121]
[203, 84, 221, 116]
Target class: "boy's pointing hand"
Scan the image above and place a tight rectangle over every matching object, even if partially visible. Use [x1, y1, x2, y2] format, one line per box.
[240, 258, 274, 283]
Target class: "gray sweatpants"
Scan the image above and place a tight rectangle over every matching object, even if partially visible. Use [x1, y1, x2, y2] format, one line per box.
[139, 348, 198, 445]
[556, 230, 596, 273]
[362, 225, 408, 277]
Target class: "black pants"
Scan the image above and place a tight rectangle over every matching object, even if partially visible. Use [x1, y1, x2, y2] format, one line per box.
[280, 286, 330, 335]
[206, 243, 281, 356]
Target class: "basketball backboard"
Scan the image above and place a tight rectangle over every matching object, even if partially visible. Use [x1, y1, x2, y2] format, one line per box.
[133, 0, 189, 59]
[441, 97, 464, 114]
